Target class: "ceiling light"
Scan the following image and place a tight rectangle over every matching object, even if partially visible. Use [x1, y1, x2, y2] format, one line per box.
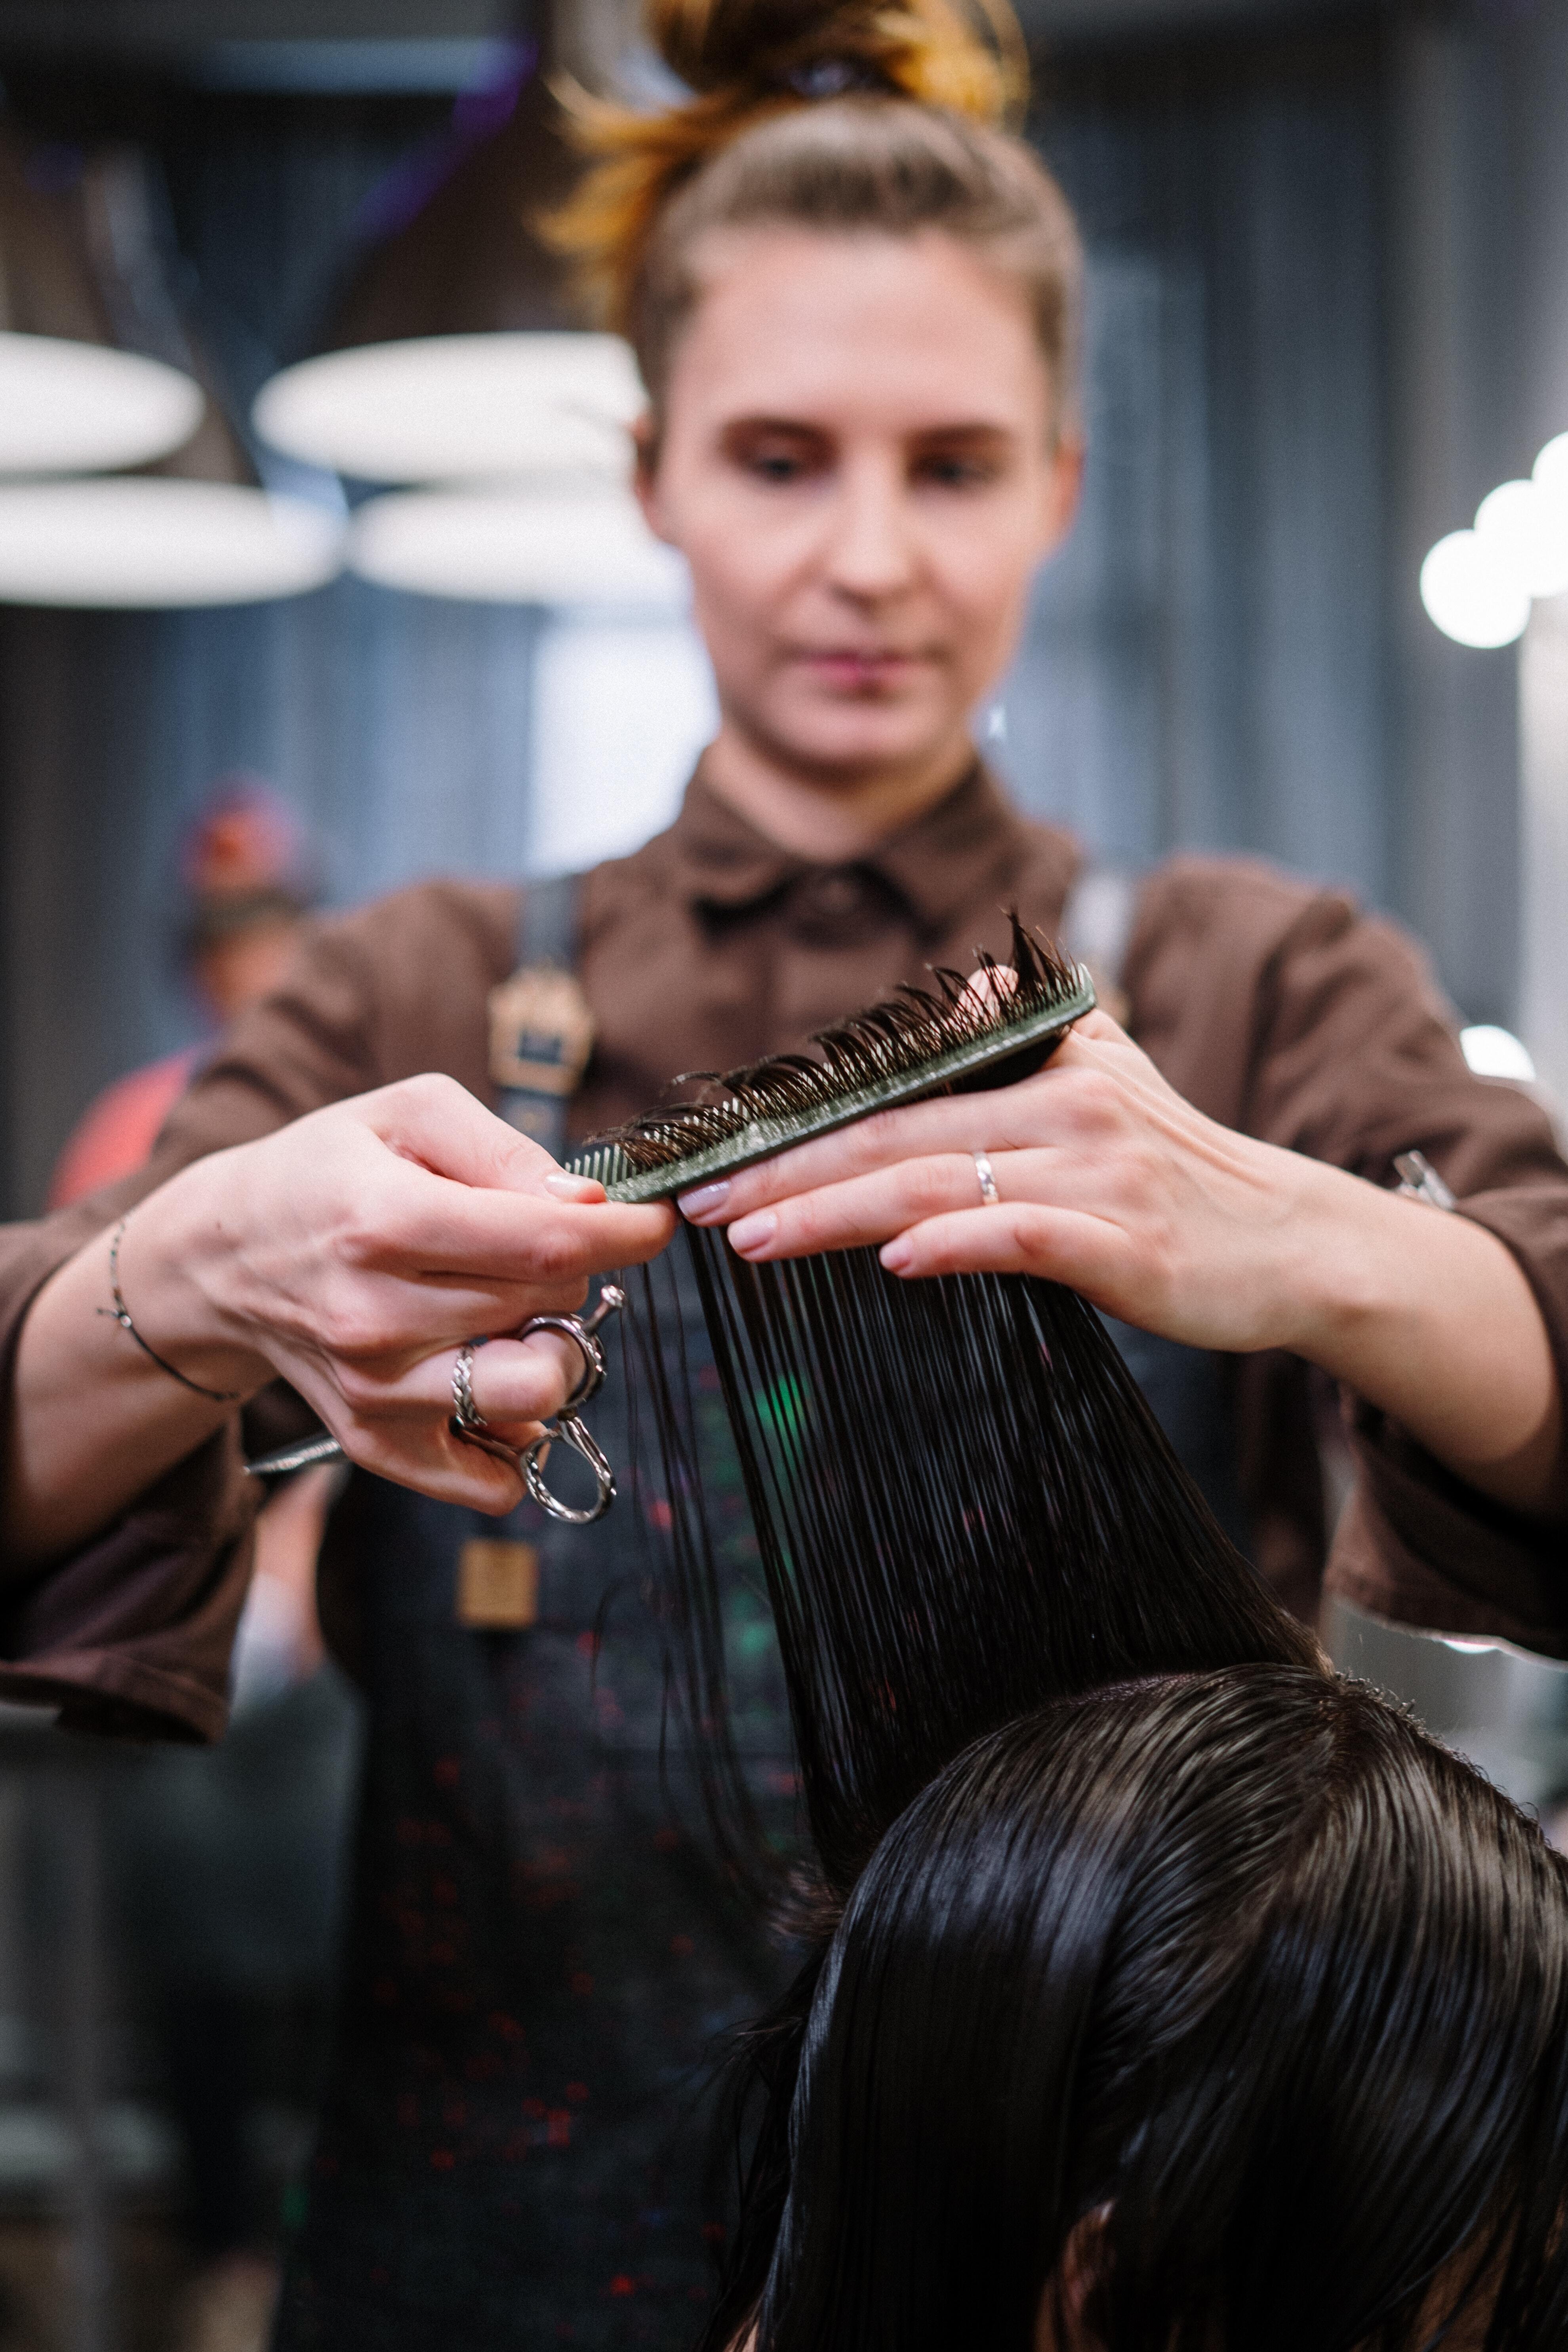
[1473, 478, 1568, 600]
[253, 333, 643, 484]
[1535, 432, 1568, 498]
[348, 482, 686, 608]
[1459, 1025, 1538, 1083]
[0, 481, 344, 608]
[1419, 530, 1531, 649]
[0, 333, 205, 476]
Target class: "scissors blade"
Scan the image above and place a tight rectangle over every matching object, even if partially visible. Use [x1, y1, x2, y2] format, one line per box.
[244, 1432, 345, 1477]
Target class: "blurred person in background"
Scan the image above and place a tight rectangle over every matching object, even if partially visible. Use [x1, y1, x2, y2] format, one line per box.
[50, 780, 319, 1209]
[52, 783, 352, 2352]
[1, 2, 1566, 2347]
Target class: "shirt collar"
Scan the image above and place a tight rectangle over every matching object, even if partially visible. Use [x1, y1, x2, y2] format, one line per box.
[666, 759, 1045, 939]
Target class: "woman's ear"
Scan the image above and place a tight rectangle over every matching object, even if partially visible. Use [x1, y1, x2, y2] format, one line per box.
[1035, 2203, 1112, 2352]
[1038, 434, 1085, 559]
[631, 410, 675, 545]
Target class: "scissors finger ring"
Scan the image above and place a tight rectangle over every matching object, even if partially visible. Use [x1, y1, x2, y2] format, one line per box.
[450, 1284, 625, 1524]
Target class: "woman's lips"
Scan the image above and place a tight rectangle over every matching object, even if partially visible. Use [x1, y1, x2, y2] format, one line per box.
[796, 648, 929, 692]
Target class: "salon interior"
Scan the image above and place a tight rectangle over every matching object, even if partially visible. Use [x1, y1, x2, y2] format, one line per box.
[0, 0, 1565, 2346]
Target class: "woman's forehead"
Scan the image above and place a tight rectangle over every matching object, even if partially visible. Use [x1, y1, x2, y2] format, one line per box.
[666, 222, 1056, 433]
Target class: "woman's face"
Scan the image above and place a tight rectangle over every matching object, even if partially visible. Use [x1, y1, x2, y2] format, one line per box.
[638, 226, 1081, 796]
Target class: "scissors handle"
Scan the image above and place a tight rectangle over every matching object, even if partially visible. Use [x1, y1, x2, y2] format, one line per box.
[245, 1282, 626, 1523]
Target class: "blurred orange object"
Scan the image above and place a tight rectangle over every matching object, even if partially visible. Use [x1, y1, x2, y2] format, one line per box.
[49, 1046, 200, 1207]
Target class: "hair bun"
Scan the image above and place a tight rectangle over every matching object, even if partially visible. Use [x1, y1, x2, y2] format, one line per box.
[645, 0, 1024, 120]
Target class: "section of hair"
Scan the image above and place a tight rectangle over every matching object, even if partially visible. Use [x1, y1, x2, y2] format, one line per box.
[543, 2, 1081, 425]
[669, 1235, 1318, 1900]
[743, 1670, 1568, 2352]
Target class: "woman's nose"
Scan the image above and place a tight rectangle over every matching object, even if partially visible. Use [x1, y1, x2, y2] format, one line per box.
[821, 463, 918, 601]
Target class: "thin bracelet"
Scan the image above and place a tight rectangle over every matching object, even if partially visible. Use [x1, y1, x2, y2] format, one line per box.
[97, 1216, 245, 1404]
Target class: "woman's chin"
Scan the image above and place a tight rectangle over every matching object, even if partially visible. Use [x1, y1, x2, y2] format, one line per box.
[760, 702, 968, 788]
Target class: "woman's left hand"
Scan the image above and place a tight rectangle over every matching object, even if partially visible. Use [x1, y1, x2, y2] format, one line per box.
[678, 1010, 1564, 1513]
[681, 1010, 1349, 1355]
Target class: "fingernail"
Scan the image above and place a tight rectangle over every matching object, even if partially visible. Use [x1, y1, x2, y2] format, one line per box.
[545, 1172, 605, 1201]
[728, 1210, 778, 1258]
[880, 1238, 913, 1273]
[678, 1180, 731, 1220]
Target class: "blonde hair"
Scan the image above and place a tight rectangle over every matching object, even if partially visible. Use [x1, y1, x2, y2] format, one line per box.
[546, 0, 1083, 433]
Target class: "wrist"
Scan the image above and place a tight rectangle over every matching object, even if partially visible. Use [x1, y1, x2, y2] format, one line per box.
[1265, 1154, 1407, 1374]
[117, 1155, 276, 1401]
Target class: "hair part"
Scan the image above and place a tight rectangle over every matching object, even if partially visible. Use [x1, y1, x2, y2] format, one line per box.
[545, 0, 1082, 432]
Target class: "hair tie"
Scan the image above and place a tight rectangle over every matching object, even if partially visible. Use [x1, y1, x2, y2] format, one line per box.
[782, 57, 895, 99]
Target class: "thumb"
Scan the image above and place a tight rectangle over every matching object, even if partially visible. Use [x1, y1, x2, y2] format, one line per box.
[362, 1073, 578, 1198]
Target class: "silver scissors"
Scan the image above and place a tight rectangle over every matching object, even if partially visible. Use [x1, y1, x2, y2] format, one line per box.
[244, 1283, 626, 1526]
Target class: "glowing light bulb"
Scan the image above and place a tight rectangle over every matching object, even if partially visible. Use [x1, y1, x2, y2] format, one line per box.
[1534, 432, 1568, 499]
[1474, 478, 1568, 600]
[1419, 530, 1530, 649]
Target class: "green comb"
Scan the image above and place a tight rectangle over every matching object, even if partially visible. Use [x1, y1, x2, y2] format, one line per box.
[567, 916, 1096, 1205]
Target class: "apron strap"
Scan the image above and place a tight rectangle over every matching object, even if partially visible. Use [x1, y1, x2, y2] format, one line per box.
[489, 871, 593, 1155]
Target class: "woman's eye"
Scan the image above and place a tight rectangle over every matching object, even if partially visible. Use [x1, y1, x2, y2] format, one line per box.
[738, 444, 815, 484]
[917, 453, 996, 489]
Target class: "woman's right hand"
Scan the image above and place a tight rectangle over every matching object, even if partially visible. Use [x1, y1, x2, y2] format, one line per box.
[7, 1076, 674, 1558]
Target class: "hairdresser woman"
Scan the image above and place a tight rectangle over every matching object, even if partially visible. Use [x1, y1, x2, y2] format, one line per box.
[2, 0, 1567, 2339]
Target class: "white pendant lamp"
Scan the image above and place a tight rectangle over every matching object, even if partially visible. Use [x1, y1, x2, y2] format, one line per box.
[253, 332, 642, 485]
[0, 479, 345, 609]
[0, 333, 206, 476]
[348, 480, 686, 608]
[1419, 528, 1532, 650]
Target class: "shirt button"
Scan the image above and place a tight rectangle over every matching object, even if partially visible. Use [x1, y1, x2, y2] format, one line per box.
[810, 872, 863, 915]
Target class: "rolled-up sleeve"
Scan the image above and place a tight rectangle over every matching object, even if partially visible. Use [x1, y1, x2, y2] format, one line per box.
[0, 1179, 257, 1738]
[1127, 854, 1568, 1649]
[0, 882, 511, 1738]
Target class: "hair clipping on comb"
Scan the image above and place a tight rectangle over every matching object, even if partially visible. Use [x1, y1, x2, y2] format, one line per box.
[570, 912, 1095, 1203]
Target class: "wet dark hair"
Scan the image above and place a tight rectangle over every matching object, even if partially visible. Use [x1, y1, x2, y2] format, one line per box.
[737, 1669, 1568, 2352]
[581, 940, 1568, 2352]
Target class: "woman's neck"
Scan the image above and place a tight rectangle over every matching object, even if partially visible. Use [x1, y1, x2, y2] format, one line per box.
[700, 728, 976, 863]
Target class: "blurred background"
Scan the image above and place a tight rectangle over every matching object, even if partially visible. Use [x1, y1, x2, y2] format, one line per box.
[0, 0, 1565, 2345]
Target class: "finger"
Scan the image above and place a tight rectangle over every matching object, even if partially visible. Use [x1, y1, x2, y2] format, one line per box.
[336, 1327, 586, 1429]
[677, 1104, 1006, 1226]
[680, 1058, 1115, 1226]
[333, 1417, 529, 1517]
[876, 1202, 1140, 1298]
[352, 1161, 674, 1283]
[725, 1153, 1023, 1262]
[365, 1073, 566, 1195]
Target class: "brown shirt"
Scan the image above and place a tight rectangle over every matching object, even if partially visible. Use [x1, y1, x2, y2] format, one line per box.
[2, 766, 1566, 1740]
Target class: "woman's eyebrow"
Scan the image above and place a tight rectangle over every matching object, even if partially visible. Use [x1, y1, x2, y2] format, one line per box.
[907, 420, 1017, 450]
[719, 416, 830, 440]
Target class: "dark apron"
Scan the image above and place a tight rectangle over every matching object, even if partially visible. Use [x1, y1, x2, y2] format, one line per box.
[274, 881, 1248, 2351]
[274, 1264, 800, 2352]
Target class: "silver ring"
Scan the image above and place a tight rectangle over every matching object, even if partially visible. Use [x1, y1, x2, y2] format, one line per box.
[450, 1338, 521, 1466]
[452, 1338, 487, 1428]
[973, 1149, 1001, 1207]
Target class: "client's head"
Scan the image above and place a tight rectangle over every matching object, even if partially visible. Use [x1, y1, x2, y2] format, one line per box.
[753, 1665, 1568, 2352]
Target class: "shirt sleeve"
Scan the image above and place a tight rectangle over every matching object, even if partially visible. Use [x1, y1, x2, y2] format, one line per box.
[1128, 855, 1568, 1651]
[0, 903, 407, 1739]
